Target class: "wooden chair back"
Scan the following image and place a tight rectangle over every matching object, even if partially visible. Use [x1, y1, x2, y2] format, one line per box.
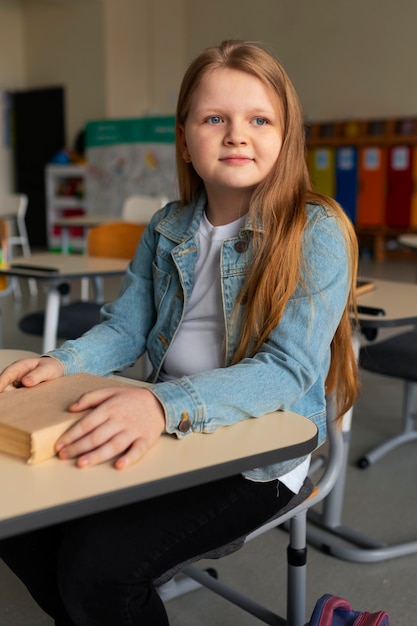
[0, 217, 10, 246]
[0, 194, 36, 297]
[0, 218, 10, 291]
[87, 222, 145, 259]
[0, 194, 30, 253]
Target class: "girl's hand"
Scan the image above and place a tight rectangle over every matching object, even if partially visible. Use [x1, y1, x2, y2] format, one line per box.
[55, 387, 166, 470]
[0, 357, 64, 392]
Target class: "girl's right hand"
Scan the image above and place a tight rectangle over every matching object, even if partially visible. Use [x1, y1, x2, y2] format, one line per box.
[0, 357, 64, 392]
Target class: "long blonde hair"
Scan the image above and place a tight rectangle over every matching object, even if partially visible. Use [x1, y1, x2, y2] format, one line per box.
[175, 40, 359, 421]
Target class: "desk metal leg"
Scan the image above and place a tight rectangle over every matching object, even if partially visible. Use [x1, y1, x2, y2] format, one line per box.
[42, 288, 60, 353]
[61, 228, 70, 255]
[306, 425, 417, 562]
[305, 331, 417, 562]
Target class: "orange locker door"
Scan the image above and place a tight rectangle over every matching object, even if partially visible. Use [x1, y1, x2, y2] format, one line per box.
[356, 147, 387, 227]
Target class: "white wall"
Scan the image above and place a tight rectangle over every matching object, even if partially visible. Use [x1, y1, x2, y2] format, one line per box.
[185, 0, 417, 122]
[103, 0, 150, 118]
[21, 0, 186, 142]
[146, 0, 187, 114]
[0, 0, 26, 191]
[103, 0, 186, 118]
[2, 0, 417, 194]
[22, 0, 107, 147]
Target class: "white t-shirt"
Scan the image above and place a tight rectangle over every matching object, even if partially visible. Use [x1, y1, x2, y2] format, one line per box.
[159, 211, 309, 494]
[160, 211, 246, 379]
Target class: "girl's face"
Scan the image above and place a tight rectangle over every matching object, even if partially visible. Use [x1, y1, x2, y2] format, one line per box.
[179, 67, 283, 208]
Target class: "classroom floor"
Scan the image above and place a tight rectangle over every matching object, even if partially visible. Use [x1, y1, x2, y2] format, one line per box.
[0, 255, 416, 625]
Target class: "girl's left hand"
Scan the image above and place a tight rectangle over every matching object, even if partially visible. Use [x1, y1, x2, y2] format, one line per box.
[55, 387, 166, 470]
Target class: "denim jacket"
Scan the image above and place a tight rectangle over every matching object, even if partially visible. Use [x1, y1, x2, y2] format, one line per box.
[48, 193, 350, 481]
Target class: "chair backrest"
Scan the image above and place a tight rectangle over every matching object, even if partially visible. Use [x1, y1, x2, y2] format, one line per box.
[0, 193, 27, 219]
[121, 194, 168, 223]
[87, 222, 146, 259]
[0, 218, 10, 246]
[0, 218, 11, 293]
[0, 193, 31, 256]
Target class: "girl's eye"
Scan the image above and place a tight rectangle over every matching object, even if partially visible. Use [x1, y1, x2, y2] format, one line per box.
[206, 116, 223, 124]
[252, 117, 268, 126]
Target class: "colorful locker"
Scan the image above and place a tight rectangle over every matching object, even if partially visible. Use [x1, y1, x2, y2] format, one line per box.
[411, 147, 417, 228]
[356, 146, 387, 227]
[335, 146, 358, 223]
[307, 147, 335, 197]
[385, 145, 413, 228]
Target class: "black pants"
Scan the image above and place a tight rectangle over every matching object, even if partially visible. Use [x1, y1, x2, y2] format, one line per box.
[0, 474, 294, 626]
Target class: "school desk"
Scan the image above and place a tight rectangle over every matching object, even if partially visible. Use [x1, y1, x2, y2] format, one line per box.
[398, 233, 417, 262]
[53, 214, 116, 253]
[0, 253, 128, 353]
[0, 349, 318, 541]
[306, 277, 417, 562]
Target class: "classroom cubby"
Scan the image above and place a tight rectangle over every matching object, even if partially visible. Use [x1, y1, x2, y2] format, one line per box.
[306, 118, 417, 260]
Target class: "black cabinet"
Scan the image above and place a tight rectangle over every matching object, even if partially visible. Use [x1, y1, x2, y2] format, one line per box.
[11, 86, 66, 248]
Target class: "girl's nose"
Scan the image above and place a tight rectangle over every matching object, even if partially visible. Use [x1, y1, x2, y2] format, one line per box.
[224, 122, 247, 145]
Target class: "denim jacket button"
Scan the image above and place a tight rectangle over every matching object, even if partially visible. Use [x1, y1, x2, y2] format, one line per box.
[234, 240, 248, 253]
[178, 412, 192, 432]
[178, 418, 192, 433]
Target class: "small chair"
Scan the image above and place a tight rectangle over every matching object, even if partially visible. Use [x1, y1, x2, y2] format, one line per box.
[357, 329, 417, 468]
[121, 194, 168, 223]
[19, 222, 145, 342]
[0, 193, 37, 297]
[0, 219, 13, 293]
[157, 399, 345, 626]
[0, 219, 15, 348]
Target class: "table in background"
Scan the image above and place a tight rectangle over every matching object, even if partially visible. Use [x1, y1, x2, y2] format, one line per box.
[0, 349, 318, 540]
[398, 234, 417, 250]
[53, 215, 117, 254]
[398, 233, 417, 281]
[0, 254, 128, 352]
[307, 277, 417, 562]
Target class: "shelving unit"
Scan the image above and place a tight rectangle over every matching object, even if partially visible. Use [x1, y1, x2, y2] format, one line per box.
[306, 118, 417, 261]
[45, 164, 86, 251]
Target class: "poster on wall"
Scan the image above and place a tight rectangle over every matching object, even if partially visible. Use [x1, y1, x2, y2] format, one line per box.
[85, 116, 177, 216]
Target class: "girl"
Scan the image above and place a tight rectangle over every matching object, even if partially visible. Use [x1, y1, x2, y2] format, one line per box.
[0, 39, 359, 625]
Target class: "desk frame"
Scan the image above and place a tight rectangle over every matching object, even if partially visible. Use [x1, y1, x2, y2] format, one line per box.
[0, 351, 318, 626]
[306, 278, 417, 562]
[53, 215, 117, 254]
[0, 418, 317, 541]
[0, 353, 317, 541]
[0, 254, 128, 352]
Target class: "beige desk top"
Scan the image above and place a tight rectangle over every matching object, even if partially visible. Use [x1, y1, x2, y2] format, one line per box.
[53, 215, 118, 229]
[0, 253, 128, 280]
[398, 234, 417, 250]
[0, 351, 317, 539]
[357, 277, 417, 328]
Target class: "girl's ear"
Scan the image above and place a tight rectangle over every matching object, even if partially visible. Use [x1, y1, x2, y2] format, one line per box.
[178, 125, 191, 163]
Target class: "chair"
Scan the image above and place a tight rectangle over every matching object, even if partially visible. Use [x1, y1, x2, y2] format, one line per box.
[19, 222, 145, 342]
[0, 218, 12, 293]
[0, 219, 15, 348]
[357, 329, 417, 468]
[121, 194, 168, 223]
[157, 399, 346, 626]
[0, 193, 37, 297]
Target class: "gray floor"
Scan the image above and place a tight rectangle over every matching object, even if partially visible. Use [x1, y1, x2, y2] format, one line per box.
[0, 256, 417, 625]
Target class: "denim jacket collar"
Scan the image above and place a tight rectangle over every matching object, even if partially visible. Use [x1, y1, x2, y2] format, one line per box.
[156, 190, 261, 244]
